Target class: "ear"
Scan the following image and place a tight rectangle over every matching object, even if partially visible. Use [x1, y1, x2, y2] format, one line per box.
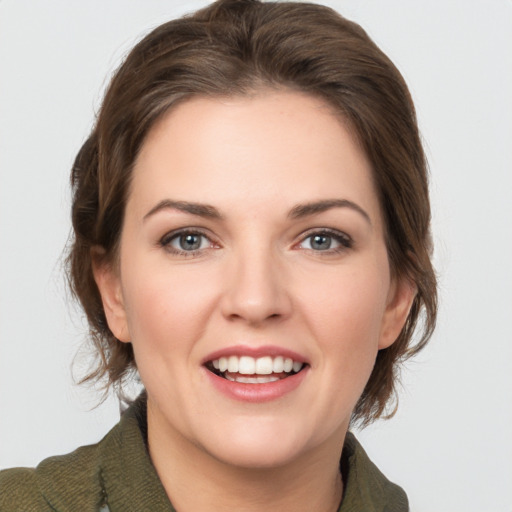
[91, 247, 131, 343]
[378, 275, 416, 350]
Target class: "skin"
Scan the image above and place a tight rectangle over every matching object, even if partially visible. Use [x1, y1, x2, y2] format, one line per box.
[93, 90, 415, 511]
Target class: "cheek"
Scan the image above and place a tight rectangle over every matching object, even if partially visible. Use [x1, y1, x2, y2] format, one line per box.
[300, 263, 389, 368]
[120, 260, 220, 353]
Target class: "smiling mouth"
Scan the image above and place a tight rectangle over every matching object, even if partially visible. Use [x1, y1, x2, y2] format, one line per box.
[205, 355, 306, 384]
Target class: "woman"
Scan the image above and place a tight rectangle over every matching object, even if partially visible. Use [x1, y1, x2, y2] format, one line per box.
[0, 0, 436, 510]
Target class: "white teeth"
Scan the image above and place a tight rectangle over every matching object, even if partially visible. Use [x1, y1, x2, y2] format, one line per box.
[210, 355, 305, 377]
[218, 357, 228, 372]
[238, 356, 255, 375]
[255, 356, 273, 374]
[272, 356, 284, 373]
[225, 374, 280, 384]
[257, 376, 279, 383]
[228, 355, 238, 373]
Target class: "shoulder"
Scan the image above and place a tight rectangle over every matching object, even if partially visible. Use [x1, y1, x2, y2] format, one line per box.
[0, 442, 105, 511]
[0, 396, 158, 511]
[0, 467, 49, 511]
[340, 432, 409, 512]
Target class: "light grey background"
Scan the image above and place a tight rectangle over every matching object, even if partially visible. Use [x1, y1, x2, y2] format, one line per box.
[1, 1, 511, 511]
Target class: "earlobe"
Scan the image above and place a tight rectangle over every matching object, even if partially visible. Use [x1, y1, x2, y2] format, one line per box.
[378, 276, 416, 350]
[91, 247, 131, 343]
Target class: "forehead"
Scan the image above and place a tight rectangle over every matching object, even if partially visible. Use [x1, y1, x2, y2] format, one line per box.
[129, 90, 381, 225]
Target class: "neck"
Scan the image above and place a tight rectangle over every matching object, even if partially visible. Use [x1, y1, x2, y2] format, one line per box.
[147, 404, 345, 512]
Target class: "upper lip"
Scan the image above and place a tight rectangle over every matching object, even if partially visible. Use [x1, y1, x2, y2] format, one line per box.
[202, 345, 308, 365]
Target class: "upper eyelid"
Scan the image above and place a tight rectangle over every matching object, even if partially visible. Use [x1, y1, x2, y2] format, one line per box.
[160, 227, 214, 242]
[297, 227, 352, 241]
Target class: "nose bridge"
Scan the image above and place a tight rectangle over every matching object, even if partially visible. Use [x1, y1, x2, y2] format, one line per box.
[221, 234, 291, 324]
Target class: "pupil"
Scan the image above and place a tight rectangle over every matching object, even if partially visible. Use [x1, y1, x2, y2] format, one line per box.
[312, 235, 331, 250]
[180, 234, 201, 250]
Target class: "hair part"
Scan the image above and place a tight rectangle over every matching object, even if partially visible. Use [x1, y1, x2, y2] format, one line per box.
[68, 0, 437, 425]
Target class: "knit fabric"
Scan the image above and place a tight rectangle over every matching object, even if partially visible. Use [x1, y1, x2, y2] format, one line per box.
[0, 396, 408, 511]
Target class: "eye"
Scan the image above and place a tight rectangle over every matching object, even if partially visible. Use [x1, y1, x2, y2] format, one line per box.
[298, 230, 352, 253]
[160, 229, 214, 255]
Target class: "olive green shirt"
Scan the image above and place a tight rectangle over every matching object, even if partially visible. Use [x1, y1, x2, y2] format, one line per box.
[0, 397, 408, 511]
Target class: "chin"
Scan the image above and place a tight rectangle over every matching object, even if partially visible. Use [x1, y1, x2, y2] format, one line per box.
[194, 418, 327, 470]
[208, 440, 304, 470]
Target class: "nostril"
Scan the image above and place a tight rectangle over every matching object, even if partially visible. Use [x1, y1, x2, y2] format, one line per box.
[225, 310, 284, 325]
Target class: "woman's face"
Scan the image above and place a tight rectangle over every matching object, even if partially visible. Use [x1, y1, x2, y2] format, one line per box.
[95, 91, 413, 469]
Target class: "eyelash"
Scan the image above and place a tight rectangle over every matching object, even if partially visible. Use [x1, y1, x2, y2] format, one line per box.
[159, 228, 215, 257]
[158, 228, 353, 257]
[296, 228, 353, 254]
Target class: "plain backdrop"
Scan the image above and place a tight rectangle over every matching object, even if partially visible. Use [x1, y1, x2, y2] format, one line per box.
[1, 1, 511, 511]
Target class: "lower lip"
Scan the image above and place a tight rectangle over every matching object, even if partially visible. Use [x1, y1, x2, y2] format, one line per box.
[204, 368, 309, 403]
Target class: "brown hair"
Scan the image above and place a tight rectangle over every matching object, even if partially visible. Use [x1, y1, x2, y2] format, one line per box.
[68, 0, 437, 425]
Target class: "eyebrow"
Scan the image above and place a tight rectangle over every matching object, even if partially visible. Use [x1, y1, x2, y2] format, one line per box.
[288, 199, 372, 225]
[143, 200, 223, 221]
[143, 198, 371, 225]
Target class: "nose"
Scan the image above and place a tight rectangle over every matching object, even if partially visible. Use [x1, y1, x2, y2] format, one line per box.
[220, 244, 292, 326]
